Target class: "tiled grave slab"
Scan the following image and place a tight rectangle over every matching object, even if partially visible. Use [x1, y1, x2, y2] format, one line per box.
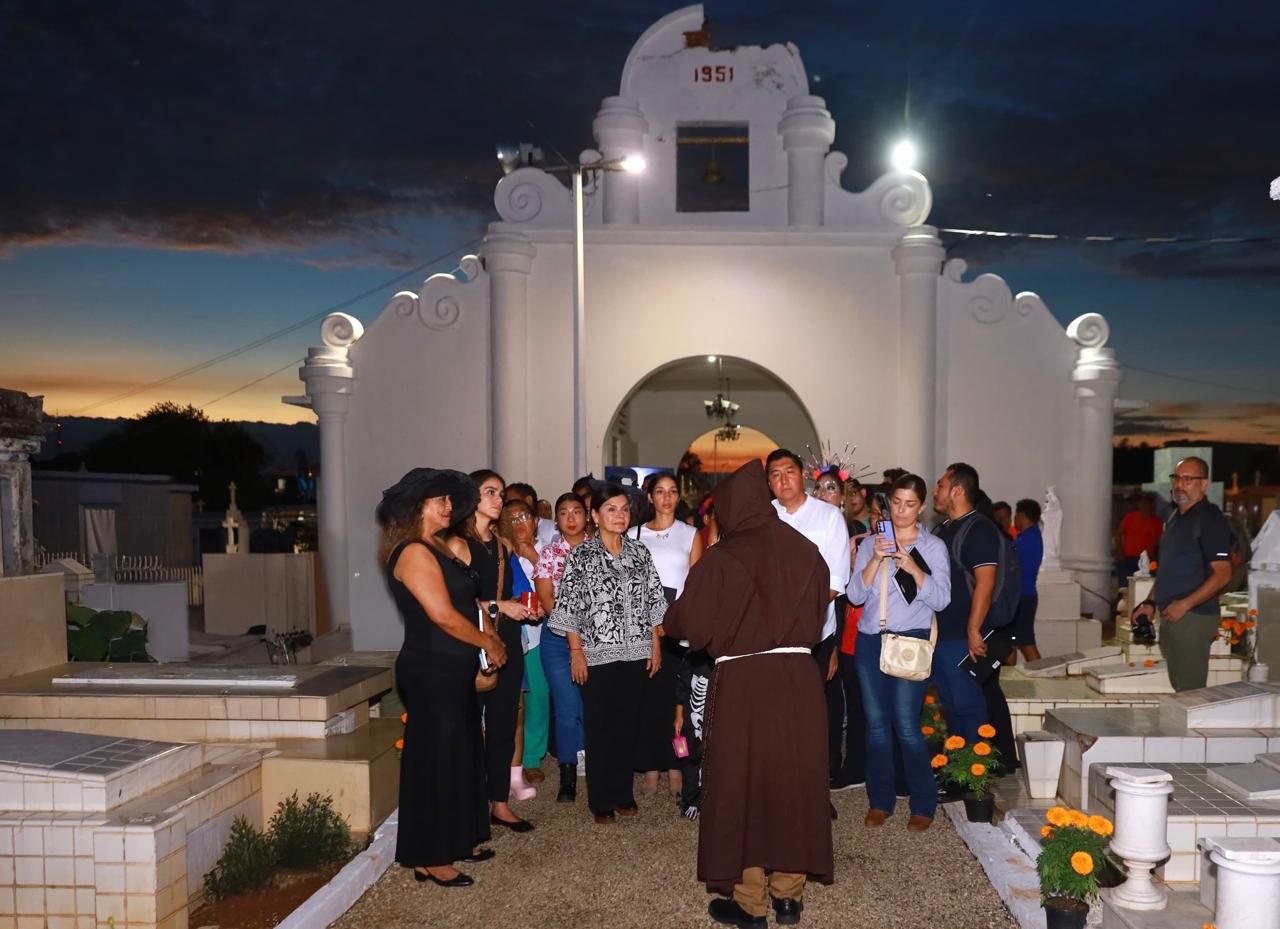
[52, 665, 309, 689]
[1206, 761, 1280, 801]
[0, 731, 201, 812]
[1087, 663, 1174, 695]
[1160, 681, 1280, 730]
[1066, 646, 1123, 675]
[1021, 654, 1075, 679]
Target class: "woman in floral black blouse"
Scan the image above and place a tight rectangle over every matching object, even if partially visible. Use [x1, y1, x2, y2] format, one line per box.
[548, 482, 666, 823]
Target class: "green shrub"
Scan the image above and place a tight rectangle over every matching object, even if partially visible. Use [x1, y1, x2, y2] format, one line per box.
[203, 816, 276, 900]
[1036, 806, 1114, 904]
[268, 792, 353, 869]
[66, 604, 149, 662]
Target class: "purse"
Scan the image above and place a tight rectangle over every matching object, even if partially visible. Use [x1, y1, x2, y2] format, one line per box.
[877, 558, 937, 682]
[474, 538, 507, 693]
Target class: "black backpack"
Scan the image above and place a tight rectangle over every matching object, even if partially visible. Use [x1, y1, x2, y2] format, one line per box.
[948, 513, 1022, 629]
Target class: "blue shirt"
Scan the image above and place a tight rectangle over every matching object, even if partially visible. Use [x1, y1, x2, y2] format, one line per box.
[1015, 524, 1043, 597]
[847, 524, 951, 634]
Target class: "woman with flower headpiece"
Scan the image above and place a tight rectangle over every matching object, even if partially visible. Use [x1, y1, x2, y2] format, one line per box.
[378, 468, 508, 887]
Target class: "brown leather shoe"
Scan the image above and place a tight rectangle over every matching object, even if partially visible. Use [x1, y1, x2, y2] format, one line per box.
[864, 809, 888, 827]
[617, 803, 639, 817]
[523, 767, 545, 783]
[907, 815, 934, 832]
[593, 813, 616, 824]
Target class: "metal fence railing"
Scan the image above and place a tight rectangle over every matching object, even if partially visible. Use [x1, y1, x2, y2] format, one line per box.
[34, 550, 204, 606]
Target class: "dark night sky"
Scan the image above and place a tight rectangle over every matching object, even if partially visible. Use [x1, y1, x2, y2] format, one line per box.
[1, 0, 1277, 442]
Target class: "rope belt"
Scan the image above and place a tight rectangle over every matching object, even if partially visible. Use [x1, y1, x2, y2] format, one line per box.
[714, 646, 811, 665]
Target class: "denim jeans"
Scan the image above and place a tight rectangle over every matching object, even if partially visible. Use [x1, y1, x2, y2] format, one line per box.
[930, 638, 986, 744]
[854, 632, 937, 818]
[539, 630, 584, 761]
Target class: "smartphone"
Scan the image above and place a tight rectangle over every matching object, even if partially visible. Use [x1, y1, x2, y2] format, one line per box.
[876, 518, 897, 554]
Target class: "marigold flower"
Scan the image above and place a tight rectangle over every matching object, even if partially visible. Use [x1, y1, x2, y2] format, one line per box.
[1249, 608, 1258, 617]
[394, 738, 405, 751]
[1143, 659, 1155, 668]
[970, 763, 986, 777]
[921, 726, 936, 736]
[1040, 825, 1053, 838]
[1071, 851, 1094, 875]
[1046, 807, 1070, 827]
[1068, 810, 1089, 828]
[944, 735, 966, 751]
[1088, 815, 1114, 837]
[400, 712, 408, 724]
[931, 754, 948, 769]
[974, 742, 992, 756]
[924, 695, 936, 705]
[977, 724, 996, 739]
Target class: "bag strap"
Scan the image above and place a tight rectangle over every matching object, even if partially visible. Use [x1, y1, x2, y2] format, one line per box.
[878, 559, 890, 631]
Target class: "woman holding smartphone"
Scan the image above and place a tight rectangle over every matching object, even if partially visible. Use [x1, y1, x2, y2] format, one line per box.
[847, 473, 951, 832]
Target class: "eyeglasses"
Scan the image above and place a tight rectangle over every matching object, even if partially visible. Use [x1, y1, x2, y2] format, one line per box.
[1169, 474, 1208, 485]
[508, 513, 532, 523]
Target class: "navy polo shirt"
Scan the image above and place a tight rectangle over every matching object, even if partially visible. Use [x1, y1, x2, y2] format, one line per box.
[1152, 499, 1233, 616]
[936, 510, 1002, 640]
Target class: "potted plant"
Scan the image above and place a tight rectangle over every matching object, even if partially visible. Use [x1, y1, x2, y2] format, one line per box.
[933, 724, 1001, 822]
[1036, 805, 1113, 929]
[919, 694, 948, 747]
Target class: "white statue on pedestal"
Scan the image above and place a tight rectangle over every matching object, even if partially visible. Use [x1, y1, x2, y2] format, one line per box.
[1135, 551, 1151, 578]
[1042, 485, 1063, 571]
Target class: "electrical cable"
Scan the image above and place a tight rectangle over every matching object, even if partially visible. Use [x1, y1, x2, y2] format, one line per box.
[940, 227, 1278, 246]
[69, 238, 482, 416]
[200, 357, 307, 409]
[1122, 365, 1280, 400]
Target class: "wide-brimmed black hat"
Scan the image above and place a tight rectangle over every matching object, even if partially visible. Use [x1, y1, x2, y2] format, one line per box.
[377, 468, 478, 530]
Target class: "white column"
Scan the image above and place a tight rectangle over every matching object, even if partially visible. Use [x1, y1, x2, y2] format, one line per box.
[481, 229, 536, 478]
[1200, 837, 1280, 929]
[593, 96, 648, 225]
[0, 390, 46, 578]
[1063, 313, 1123, 619]
[778, 95, 835, 226]
[1104, 765, 1173, 911]
[892, 226, 945, 483]
[299, 312, 362, 632]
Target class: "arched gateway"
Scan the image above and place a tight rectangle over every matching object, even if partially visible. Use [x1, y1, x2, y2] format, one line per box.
[293, 5, 1122, 650]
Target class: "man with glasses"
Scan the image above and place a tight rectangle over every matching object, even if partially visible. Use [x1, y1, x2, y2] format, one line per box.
[1132, 457, 1233, 691]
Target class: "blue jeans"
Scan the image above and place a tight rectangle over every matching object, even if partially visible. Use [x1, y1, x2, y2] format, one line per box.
[539, 630, 584, 761]
[854, 632, 937, 818]
[930, 638, 985, 744]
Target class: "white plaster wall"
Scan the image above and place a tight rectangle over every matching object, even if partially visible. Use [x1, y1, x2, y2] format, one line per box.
[620, 387, 818, 470]
[339, 271, 491, 650]
[937, 271, 1079, 511]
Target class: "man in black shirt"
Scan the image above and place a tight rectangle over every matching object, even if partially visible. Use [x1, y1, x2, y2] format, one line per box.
[930, 463, 1000, 743]
[1132, 456, 1233, 692]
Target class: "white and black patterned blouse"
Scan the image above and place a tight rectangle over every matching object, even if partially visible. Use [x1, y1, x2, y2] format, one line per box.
[547, 535, 667, 666]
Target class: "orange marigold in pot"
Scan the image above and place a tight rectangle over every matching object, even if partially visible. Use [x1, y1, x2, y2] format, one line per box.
[977, 723, 996, 739]
[973, 741, 991, 756]
[1070, 852, 1094, 875]
[931, 754, 948, 769]
[944, 735, 966, 750]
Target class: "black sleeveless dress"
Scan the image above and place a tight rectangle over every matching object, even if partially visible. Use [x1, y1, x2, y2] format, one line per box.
[388, 540, 490, 866]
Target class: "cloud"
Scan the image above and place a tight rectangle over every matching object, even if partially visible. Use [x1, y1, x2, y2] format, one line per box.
[1116, 401, 1280, 442]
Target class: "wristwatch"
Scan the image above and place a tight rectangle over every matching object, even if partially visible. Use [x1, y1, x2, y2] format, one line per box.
[487, 600, 499, 620]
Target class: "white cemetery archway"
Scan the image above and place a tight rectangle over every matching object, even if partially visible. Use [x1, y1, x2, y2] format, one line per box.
[603, 355, 819, 474]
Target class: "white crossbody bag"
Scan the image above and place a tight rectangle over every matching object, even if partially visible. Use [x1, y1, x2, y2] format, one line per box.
[877, 559, 937, 681]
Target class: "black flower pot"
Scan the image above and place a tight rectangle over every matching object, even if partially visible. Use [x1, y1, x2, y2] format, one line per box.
[1042, 897, 1088, 929]
[962, 792, 994, 823]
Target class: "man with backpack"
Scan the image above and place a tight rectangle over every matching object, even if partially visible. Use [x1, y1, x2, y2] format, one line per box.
[930, 464, 1017, 754]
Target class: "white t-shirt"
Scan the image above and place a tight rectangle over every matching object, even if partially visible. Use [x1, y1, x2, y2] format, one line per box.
[636, 520, 697, 597]
[535, 518, 557, 553]
[772, 496, 852, 641]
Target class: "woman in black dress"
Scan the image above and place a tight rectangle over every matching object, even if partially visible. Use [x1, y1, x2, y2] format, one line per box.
[378, 468, 507, 887]
[448, 469, 537, 831]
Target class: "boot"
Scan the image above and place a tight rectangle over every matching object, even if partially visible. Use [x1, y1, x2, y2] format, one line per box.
[556, 763, 576, 803]
[510, 766, 536, 802]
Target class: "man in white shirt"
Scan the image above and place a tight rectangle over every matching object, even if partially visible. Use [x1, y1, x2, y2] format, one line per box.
[766, 449, 851, 795]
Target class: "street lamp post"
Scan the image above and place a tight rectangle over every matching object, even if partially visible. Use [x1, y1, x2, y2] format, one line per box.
[567, 155, 644, 478]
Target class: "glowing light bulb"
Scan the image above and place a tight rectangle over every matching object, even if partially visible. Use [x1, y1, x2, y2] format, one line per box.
[891, 139, 917, 172]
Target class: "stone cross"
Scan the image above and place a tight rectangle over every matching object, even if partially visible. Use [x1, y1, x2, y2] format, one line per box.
[221, 481, 248, 554]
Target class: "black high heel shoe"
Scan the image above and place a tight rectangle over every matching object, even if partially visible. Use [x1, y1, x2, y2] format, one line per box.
[490, 813, 534, 833]
[461, 848, 496, 863]
[414, 869, 474, 887]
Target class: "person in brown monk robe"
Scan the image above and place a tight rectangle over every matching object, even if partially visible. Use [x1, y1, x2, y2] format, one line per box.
[664, 459, 833, 928]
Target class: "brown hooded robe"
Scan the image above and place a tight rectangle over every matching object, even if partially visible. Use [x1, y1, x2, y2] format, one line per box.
[663, 459, 833, 893]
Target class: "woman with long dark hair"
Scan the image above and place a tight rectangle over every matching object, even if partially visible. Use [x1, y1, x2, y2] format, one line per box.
[448, 469, 537, 831]
[549, 483, 667, 823]
[378, 468, 507, 887]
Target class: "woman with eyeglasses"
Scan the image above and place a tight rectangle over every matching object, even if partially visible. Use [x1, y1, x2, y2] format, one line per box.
[497, 498, 552, 788]
[449, 469, 537, 832]
[548, 483, 667, 823]
[378, 468, 507, 887]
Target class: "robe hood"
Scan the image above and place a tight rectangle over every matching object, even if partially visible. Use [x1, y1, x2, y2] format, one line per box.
[712, 459, 775, 537]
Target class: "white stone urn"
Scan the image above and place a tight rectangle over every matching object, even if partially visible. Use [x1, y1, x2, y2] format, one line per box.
[1016, 731, 1066, 800]
[1199, 836, 1280, 929]
[1103, 766, 1173, 911]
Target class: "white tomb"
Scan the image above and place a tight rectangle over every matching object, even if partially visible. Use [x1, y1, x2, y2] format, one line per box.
[288, 5, 1127, 649]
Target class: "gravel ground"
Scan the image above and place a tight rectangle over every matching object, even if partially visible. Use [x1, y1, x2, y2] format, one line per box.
[332, 763, 1018, 929]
